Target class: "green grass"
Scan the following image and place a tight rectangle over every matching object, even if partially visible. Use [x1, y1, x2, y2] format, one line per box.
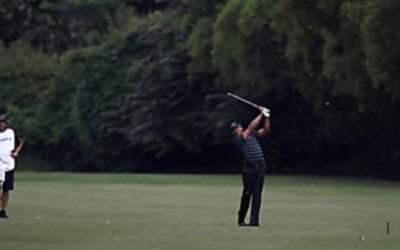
[1, 173, 400, 250]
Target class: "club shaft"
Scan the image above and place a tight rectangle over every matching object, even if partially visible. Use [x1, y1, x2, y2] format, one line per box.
[227, 92, 259, 109]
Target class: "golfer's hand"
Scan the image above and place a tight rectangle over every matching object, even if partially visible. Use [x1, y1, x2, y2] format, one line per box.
[259, 106, 270, 117]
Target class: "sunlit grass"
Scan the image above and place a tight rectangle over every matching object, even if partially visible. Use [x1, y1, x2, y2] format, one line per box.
[1, 173, 399, 250]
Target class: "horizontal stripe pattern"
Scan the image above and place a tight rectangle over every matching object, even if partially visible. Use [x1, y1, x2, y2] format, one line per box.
[234, 132, 265, 166]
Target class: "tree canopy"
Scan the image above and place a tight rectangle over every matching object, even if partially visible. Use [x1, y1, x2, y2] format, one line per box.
[1, 0, 399, 178]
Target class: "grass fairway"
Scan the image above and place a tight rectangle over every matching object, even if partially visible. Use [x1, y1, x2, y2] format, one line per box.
[1, 173, 400, 250]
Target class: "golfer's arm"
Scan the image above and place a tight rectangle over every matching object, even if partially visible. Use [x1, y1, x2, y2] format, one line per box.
[242, 113, 263, 140]
[258, 117, 270, 137]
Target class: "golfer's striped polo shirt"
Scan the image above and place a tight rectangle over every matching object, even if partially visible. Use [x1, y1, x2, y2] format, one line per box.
[234, 131, 266, 167]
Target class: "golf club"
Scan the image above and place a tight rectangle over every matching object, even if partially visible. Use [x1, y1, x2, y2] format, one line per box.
[227, 92, 270, 117]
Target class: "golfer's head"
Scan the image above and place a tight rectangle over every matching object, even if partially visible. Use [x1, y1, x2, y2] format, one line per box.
[230, 121, 242, 134]
[0, 114, 8, 132]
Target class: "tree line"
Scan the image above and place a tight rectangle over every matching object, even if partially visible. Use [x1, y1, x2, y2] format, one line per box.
[1, 0, 399, 178]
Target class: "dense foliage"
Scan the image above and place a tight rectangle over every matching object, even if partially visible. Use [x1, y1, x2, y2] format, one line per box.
[1, 0, 399, 177]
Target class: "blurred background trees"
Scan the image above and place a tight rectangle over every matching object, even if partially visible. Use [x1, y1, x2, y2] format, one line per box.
[1, 0, 399, 178]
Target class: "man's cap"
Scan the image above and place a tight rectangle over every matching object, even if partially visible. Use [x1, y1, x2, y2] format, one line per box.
[0, 114, 8, 123]
[230, 121, 242, 130]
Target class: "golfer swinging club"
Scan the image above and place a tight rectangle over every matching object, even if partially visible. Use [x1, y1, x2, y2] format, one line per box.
[231, 106, 270, 227]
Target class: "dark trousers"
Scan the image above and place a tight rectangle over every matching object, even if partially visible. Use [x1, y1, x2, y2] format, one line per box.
[238, 166, 265, 224]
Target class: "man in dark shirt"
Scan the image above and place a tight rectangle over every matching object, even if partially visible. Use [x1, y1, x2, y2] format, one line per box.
[231, 107, 270, 226]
